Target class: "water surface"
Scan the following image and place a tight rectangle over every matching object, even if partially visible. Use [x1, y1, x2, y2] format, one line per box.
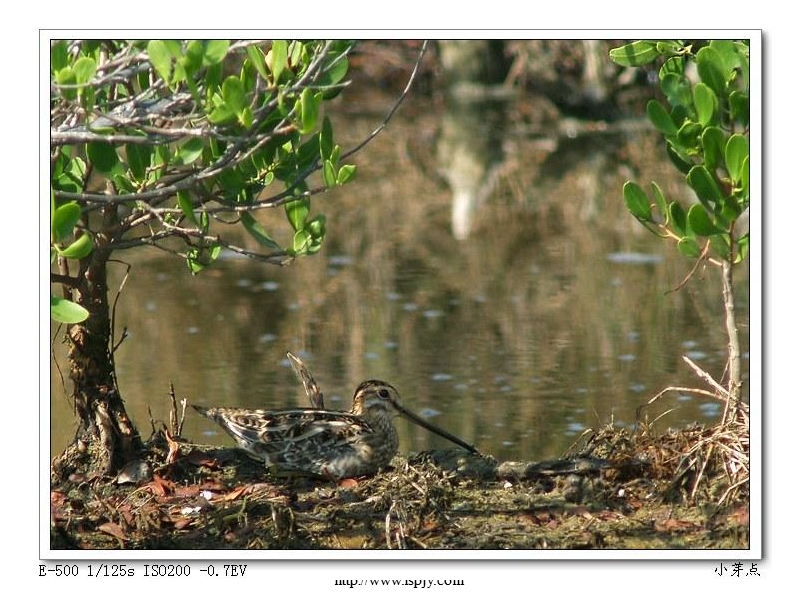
[49, 84, 750, 464]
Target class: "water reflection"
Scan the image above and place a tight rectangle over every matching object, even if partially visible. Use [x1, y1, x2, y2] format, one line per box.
[50, 85, 750, 465]
[436, 40, 510, 240]
[438, 92, 508, 240]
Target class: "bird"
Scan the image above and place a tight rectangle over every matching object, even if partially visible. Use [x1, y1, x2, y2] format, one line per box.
[193, 375, 479, 480]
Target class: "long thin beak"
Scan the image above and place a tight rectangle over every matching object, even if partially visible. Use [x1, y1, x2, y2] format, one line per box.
[394, 403, 480, 454]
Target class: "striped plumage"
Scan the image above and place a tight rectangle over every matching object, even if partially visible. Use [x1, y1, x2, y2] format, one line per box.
[195, 375, 478, 479]
[195, 381, 402, 479]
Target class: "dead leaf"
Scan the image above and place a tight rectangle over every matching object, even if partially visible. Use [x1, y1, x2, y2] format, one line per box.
[654, 518, 696, 532]
[141, 473, 175, 497]
[165, 428, 181, 464]
[98, 521, 128, 541]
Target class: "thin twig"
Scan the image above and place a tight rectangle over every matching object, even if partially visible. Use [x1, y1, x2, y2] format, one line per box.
[682, 355, 730, 400]
[342, 40, 429, 161]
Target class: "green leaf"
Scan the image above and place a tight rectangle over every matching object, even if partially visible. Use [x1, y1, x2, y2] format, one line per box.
[203, 40, 230, 65]
[740, 155, 749, 196]
[319, 116, 334, 160]
[709, 40, 743, 76]
[186, 243, 221, 274]
[307, 214, 326, 238]
[246, 45, 269, 79]
[676, 120, 702, 151]
[677, 236, 701, 258]
[292, 229, 312, 254]
[669, 202, 687, 236]
[52, 201, 81, 242]
[238, 106, 253, 129]
[126, 143, 151, 181]
[687, 203, 723, 236]
[646, 100, 677, 136]
[51, 296, 90, 324]
[318, 53, 351, 99]
[113, 172, 135, 193]
[148, 40, 174, 83]
[73, 56, 96, 85]
[186, 248, 204, 275]
[336, 164, 356, 185]
[725, 134, 749, 184]
[182, 40, 205, 74]
[666, 143, 693, 175]
[655, 41, 685, 56]
[86, 141, 119, 173]
[55, 66, 77, 100]
[177, 190, 198, 226]
[709, 233, 731, 260]
[298, 88, 321, 134]
[148, 144, 171, 182]
[207, 101, 236, 124]
[696, 46, 726, 97]
[692, 82, 717, 126]
[686, 165, 723, 207]
[51, 41, 69, 73]
[650, 181, 668, 217]
[659, 56, 686, 79]
[222, 76, 247, 114]
[622, 181, 652, 221]
[322, 159, 337, 188]
[701, 127, 726, 171]
[269, 40, 288, 83]
[729, 90, 749, 127]
[241, 211, 282, 250]
[661, 72, 692, 108]
[285, 198, 309, 231]
[305, 215, 326, 254]
[205, 62, 223, 92]
[735, 233, 750, 263]
[58, 231, 94, 259]
[176, 138, 205, 165]
[609, 41, 659, 67]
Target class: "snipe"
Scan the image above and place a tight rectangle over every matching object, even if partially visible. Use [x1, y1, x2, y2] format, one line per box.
[193, 354, 478, 479]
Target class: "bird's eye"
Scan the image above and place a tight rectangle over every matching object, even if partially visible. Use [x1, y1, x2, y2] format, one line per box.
[378, 388, 390, 399]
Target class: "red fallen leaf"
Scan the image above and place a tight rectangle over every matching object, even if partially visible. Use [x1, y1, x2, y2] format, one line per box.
[219, 486, 249, 502]
[198, 479, 229, 492]
[594, 510, 623, 521]
[51, 490, 68, 507]
[519, 510, 555, 526]
[98, 522, 128, 541]
[566, 506, 593, 519]
[419, 519, 440, 533]
[731, 506, 749, 526]
[243, 482, 286, 498]
[68, 472, 89, 484]
[172, 518, 193, 530]
[118, 504, 136, 527]
[654, 518, 696, 532]
[141, 473, 175, 497]
[173, 484, 203, 498]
